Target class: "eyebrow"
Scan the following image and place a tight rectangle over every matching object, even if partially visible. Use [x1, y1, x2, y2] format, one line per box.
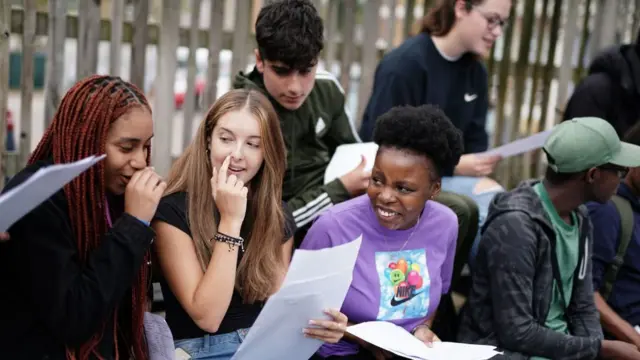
[219, 127, 261, 139]
[118, 134, 154, 143]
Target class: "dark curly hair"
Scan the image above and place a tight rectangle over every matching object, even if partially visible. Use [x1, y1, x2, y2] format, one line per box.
[255, 0, 324, 70]
[373, 105, 464, 178]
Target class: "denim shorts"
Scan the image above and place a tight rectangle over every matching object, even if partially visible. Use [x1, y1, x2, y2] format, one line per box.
[174, 328, 250, 360]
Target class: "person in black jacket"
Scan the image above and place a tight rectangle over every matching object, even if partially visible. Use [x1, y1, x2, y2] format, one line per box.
[459, 117, 640, 360]
[563, 27, 640, 137]
[359, 0, 511, 269]
[0, 75, 166, 360]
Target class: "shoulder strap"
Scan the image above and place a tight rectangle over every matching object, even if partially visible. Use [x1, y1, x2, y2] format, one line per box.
[600, 195, 634, 301]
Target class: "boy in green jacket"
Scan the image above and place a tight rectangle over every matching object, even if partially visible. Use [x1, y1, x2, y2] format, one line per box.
[232, 0, 479, 283]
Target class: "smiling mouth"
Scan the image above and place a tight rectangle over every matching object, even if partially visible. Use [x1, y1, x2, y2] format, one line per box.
[121, 175, 132, 185]
[376, 206, 400, 219]
[228, 166, 245, 173]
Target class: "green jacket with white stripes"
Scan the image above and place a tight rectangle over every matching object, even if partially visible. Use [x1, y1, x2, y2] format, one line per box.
[233, 67, 360, 232]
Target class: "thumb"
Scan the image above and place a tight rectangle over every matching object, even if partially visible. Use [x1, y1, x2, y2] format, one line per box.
[358, 155, 367, 169]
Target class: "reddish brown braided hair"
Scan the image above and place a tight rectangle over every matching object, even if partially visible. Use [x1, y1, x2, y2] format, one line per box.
[29, 75, 151, 360]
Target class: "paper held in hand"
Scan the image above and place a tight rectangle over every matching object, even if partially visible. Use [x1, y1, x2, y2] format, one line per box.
[323, 142, 379, 185]
[0, 154, 106, 233]
[346, 321, 502, 360]
[480, 130, 552, 159]
[231, 236, 363, 360]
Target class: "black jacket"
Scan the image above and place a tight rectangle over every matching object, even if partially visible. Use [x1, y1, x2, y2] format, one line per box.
[563, 44, 640, 137]
[458, 180, 603, 359]
[0, 160, 155, 359]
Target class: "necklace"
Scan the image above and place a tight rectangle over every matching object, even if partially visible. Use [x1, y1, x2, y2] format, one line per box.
[382, 216, 421, 252]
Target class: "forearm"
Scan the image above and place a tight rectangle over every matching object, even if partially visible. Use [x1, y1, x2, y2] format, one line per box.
[595, 292, 640, 345]
[191, 218, 242, 331]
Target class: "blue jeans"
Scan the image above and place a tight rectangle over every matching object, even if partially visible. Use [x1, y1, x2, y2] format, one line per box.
[174, 328, 250, 360]
[441, 176, 503, 268]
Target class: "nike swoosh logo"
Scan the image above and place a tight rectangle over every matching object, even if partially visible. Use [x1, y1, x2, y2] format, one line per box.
[464, 93, 478, 102]
[390, 290, 424, 307]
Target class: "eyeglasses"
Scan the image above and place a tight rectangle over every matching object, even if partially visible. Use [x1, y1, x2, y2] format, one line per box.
[473, 7, 509, 30]
[598, 164, 629, 179]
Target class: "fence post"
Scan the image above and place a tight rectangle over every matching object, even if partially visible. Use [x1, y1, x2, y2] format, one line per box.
[43, 0, 67, 128]
[20, 0, 36, 168]
[152, 0, 180, 177]
[0, 0, 10, 188]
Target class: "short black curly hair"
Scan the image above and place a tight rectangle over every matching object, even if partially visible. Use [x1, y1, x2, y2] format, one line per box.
[255, 0, 324, 70]
[373, 105, 464, 178]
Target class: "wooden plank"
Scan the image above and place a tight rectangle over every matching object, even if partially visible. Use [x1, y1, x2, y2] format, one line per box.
[43, 0, 66, 128]
[204, 0, 224, 108]
[9, 8, 387, 64]
[231, 0, 251, 77]
[130, 0, 150, 90]
[323, 0, 339, 70]
[109, 0, 125, 76]
[339, 1, 356, 93]
[152, 0, 180, 177]
[0, 0, 9, 186]
[182, 0, 202, 151]
[76, 0, 101, 79]
[357, 0, 381, 127]
[20, 0, 37, 166]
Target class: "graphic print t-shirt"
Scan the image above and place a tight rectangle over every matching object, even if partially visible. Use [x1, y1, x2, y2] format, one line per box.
[299, 195, 458, 357]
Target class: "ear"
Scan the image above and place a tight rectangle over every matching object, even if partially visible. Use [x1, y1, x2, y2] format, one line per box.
[255, 49, 265, 73]
[585, 167, 598, 184]
[430, 180, 442, 200]
[454, 0, 473, 19]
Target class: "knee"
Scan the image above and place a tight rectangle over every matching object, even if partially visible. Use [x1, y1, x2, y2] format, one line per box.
[435, 192, 479, 229]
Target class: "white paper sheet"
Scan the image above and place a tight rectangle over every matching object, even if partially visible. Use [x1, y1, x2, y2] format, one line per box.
[231, 236, 363, 360]
[144, 312, 176, 360]
[323, 142, 379, 185]
[480, 130, 552, 159]
[0, 154, 106, 232]
[346, 321, 502, 360]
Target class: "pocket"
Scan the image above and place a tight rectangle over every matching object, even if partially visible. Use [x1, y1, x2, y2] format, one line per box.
[174, 339, 202, 358]
[175, 348, 192, 360]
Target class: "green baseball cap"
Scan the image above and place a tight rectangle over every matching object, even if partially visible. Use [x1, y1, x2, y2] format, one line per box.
[543, 117, 640, 173]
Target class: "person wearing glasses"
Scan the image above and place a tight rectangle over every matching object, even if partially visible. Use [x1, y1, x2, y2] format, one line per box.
[358, 0, 512, 334]
[458, 117, 640, 360]
[587, 123, 640, 349]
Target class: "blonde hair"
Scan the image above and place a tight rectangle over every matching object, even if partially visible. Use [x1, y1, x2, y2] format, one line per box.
[165, 89, 287, 303]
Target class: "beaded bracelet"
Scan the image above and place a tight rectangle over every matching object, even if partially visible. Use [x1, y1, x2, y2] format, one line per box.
[212, 232, 245, 253]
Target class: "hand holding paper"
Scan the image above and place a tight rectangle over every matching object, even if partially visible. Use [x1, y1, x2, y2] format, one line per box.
[304, 308, 349, 344]
[346, 321, 502, 360]
[324, 143, 378, 185]
[454, 153, 502, 177]
[231, 236, 362, 360]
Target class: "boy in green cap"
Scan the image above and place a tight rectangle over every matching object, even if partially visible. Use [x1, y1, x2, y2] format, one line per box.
[458, 117, 640, 359]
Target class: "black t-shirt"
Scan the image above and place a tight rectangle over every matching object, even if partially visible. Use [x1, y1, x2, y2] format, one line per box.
[153, 191, 295, 340]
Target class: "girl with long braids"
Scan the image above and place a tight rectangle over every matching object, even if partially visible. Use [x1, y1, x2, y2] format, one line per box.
[0, 75, 166, 359]
[152, 89, 348, 359]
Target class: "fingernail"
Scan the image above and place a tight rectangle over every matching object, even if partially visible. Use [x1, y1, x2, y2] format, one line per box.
[309, 320, 316, 325]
